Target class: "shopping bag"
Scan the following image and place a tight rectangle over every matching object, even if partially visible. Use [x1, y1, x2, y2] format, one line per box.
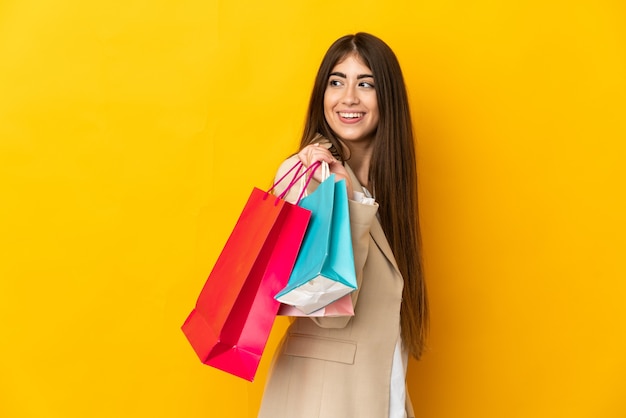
[274, 165, 357, 315]
[277, 293, 354, 317]
[181, 162, 315, 381]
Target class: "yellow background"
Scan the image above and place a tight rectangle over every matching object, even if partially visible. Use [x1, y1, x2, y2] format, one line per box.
[1, 0, 625, 417]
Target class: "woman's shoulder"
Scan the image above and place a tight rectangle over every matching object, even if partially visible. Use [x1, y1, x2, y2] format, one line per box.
[275, 135, 331, 172]
[275, 154, 301, 180]
[312, 134, 333, 149]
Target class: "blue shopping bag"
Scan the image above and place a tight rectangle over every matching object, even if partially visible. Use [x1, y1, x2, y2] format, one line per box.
[274, 172, 357, 314]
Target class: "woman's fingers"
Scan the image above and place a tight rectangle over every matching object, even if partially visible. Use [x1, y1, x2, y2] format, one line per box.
[297, 144, 336, 183]
[297, 143, 335, 167]
[297, 144, 354, 197]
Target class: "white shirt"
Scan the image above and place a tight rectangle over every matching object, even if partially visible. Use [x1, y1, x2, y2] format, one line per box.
[390, 336, 409, 418]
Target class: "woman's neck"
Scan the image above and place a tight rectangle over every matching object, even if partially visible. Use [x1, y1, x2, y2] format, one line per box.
[342, 140, 373, 189]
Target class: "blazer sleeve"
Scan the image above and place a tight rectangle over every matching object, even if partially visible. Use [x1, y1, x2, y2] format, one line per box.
[273, 156, 379, 329]
[271, 156, 306, 204]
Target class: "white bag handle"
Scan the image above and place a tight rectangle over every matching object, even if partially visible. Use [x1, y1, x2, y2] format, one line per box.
[299, 161, 329, 198]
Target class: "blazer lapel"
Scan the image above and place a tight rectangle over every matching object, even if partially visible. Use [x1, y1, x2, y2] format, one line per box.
[344, 163, 401, 274]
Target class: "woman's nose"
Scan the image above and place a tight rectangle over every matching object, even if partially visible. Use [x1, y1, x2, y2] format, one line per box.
[341, 86, 360, 105]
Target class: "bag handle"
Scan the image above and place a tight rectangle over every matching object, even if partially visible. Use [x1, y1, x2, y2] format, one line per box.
[299, 160, 329, 199]
[267, 161, 322, 204]
[294, 161, 322, 202]
[270, 160, 303, 192]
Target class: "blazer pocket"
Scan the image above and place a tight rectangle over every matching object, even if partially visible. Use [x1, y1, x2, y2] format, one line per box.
[283, 334, 357, 365]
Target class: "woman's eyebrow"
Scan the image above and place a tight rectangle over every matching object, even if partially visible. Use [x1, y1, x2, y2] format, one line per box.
[329, 72, 375, 79]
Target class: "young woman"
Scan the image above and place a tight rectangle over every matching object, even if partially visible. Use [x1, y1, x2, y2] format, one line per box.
[259, 32, 428, 418]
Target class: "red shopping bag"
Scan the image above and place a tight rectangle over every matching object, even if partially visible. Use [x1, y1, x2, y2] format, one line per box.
[181, 162, 315, 381]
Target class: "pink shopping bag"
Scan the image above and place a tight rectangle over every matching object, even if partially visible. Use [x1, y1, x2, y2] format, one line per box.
[277, 294, 354, 317]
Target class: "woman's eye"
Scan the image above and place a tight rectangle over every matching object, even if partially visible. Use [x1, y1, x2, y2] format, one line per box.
[359, 81, 375, 89]
[329, 79, 342, 87]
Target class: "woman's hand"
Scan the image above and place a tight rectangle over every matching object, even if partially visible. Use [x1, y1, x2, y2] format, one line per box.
[297, 143, 354, 198]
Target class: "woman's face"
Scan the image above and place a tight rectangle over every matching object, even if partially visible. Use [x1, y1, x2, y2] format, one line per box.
[323, 53, 379, 145]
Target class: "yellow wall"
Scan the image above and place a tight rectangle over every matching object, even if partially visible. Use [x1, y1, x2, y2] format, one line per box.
[1, 0, 625, 417]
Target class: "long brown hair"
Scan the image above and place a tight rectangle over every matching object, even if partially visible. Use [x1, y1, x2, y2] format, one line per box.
[299, 33, 428, 358]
